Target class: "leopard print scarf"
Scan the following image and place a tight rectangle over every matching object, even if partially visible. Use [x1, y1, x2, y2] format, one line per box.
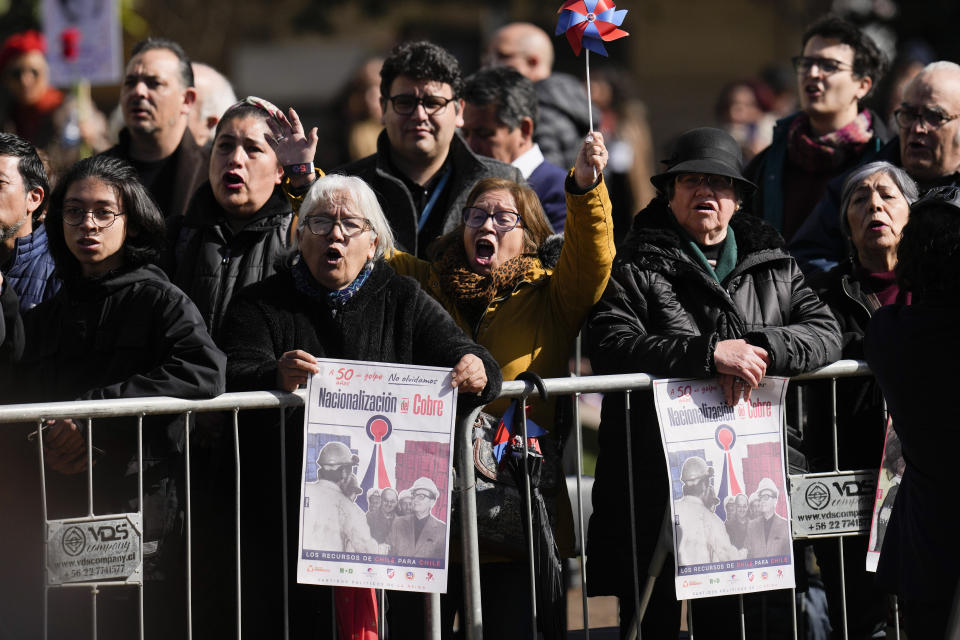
[436, 240, 536, 329]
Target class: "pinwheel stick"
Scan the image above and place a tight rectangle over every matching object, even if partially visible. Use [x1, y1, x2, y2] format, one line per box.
[585, 49, 594, 133]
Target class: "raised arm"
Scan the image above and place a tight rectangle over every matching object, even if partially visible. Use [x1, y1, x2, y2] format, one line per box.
[548, 133, 616, 333]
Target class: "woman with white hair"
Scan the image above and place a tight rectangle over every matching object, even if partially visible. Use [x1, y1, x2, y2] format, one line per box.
[218, 173, 501, 638]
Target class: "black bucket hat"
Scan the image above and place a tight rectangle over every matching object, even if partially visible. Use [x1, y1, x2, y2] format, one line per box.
[650, 127, 757, 194]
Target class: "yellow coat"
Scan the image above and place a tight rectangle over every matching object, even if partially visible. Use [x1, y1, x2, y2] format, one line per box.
[388, 175, 615, 428]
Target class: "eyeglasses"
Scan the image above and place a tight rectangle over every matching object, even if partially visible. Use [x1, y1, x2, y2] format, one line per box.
[63, 206, 124, 228]
[302, 215, 372, 237]
[675, 173, 735, 191]
[462, 207, 522, 232]
[412, 492, 434, 501]
[791, 55, 853, 75]
[893, 106, 960, 130]
[387, 94, 456, 116]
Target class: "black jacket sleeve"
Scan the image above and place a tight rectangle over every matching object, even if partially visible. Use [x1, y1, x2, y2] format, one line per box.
[409, 288, 502, 408]
[80, 285, 226, 400]
[742, 259, 842, 375]
[219, 292, 286, 392]
[586, 265, 719, 378]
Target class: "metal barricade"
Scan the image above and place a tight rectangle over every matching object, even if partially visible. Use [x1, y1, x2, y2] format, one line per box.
[0, 360, 950, 638]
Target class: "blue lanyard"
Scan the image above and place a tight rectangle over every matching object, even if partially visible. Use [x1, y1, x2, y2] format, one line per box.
[417, 169, 452, 233]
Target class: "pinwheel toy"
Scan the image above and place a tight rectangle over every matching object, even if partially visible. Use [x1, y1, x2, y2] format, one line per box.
[555, 0, 629, 134]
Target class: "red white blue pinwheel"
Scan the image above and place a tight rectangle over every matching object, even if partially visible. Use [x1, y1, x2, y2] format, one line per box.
[555, 0, 629, 57]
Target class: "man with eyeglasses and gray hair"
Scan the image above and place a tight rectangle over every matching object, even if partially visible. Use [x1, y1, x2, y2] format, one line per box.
[331, 41, 522, 258]
[791, 60, 960, 274]
[746, 15, 889, 243]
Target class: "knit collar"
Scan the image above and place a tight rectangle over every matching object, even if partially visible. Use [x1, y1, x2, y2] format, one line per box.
[786, 110, 874, 172]
[292, 257, 374, 309]
[668, 214, 739, 283]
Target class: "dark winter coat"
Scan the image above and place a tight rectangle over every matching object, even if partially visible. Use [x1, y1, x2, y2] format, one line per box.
[534, 73, 592, 169]
[866, 302, 960, 602]
[333, 130, 522, 256]
[584, 198, 840, 598]
[1, 224, 59, 312]
[164, 183, 293, 338]
[0, 264, 225, 596]
[218, 260, 502, 637]
[1, 263, 225, 404]
[102, 127, 209, 220]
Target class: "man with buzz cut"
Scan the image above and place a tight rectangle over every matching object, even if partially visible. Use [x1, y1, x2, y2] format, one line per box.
[103, 37, 208, 219]
[746, 15, 889, 242]
[462, 65, 569, 231]
[333, 40, 522, 257]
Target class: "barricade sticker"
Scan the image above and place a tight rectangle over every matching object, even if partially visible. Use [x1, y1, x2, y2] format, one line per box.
[296, 359, 457, 594]
[866, 418, 903, 572]
[789, 471, 875, 538]
[653, 377, 795, 600]
[47, 514, 143, 585]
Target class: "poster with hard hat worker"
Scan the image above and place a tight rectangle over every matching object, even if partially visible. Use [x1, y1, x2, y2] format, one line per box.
[296, 358, 457, 594]
[652, 376, 794, 600]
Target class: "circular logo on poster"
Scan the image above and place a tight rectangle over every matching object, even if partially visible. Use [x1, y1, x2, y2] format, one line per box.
[62, 526, 86, 557]
[805, 482, 830, 511]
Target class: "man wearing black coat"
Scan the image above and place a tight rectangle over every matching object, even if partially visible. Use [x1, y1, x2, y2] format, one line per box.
[333, 41, 522, 257]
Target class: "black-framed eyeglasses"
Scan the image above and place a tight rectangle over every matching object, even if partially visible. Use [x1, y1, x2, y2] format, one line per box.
[791, 55, 853, 75]
[62, 206, 124, 228]
[386, 94, 456, 116]
[675, 173, 735, 191]
[302, 215, 372, 237]
[462, 207, 522, 232]
[893, 106, 960, 130]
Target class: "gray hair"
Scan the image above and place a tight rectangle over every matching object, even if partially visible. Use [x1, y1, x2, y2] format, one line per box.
[839, 161, 919, 237]
[192, 62, 237, 122]
[902, 61, 960, 145]
[298, 174, 395, 259]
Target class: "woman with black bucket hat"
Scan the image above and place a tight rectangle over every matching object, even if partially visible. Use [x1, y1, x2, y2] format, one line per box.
[584, 127, 841, 638]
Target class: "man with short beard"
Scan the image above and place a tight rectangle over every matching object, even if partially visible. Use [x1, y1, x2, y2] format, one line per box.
[0, 132, 56, 311]
[102, 38, 207, 219]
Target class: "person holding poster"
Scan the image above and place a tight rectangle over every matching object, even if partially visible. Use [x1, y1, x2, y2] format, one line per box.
[585, 126, 840, 638]
[865, 186, 960, 639]
[219, 173, 501, 638]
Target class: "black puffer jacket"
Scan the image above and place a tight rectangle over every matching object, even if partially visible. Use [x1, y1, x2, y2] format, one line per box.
[164, 183, 293, 338]
[584, 198, 840, 597]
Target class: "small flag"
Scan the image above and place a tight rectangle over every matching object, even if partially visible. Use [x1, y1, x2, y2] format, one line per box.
[492, 400, 547, 464]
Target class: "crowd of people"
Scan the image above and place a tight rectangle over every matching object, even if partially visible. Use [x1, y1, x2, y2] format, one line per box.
[0, 12, 958, 640]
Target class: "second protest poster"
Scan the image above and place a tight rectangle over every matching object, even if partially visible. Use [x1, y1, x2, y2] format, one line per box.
[652, 376, 794, 600]
[296, 358, 457, 594]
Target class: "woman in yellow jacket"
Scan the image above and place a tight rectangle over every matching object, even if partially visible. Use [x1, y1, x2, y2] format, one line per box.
[388, 133, 614, 429]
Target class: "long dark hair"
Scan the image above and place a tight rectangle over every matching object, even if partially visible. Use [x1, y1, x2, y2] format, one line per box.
[45, 155, 166, 280]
